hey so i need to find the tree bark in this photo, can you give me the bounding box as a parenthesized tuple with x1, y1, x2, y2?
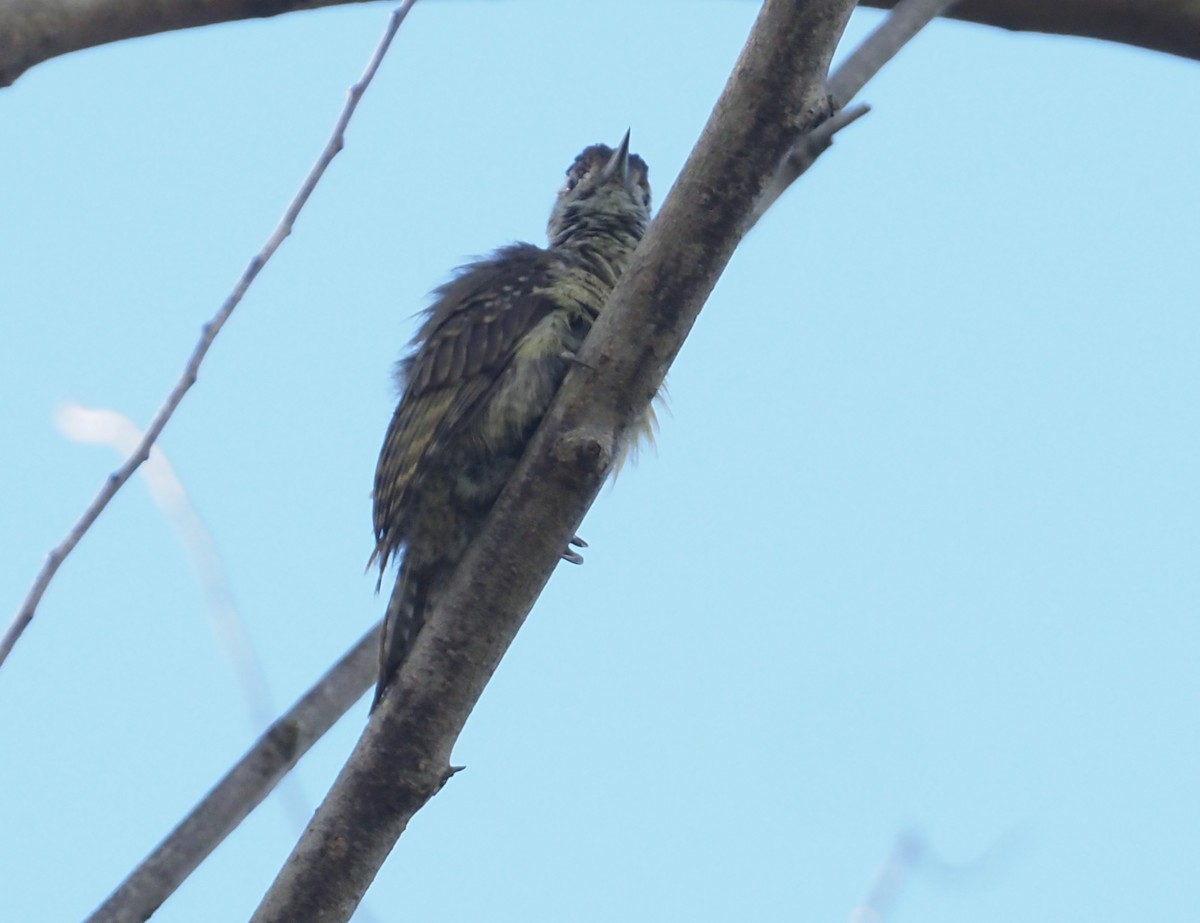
(2, 0, 1199, 87)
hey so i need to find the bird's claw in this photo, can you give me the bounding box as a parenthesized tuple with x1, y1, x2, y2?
(561, 533, 588, 565)
(562, 351, 597, 372)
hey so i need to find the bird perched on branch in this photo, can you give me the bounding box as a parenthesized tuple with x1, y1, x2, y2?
(370, 132, 653, 709)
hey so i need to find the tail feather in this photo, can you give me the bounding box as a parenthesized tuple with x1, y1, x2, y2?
(372, 561, 427, 710)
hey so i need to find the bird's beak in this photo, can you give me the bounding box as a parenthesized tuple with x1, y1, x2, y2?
(601, 129, 631, 184)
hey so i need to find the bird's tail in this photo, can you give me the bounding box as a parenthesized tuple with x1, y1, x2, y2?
(372, 558, 430, 711)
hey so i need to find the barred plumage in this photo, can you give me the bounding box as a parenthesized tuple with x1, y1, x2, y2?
(371, 134, 653, 708)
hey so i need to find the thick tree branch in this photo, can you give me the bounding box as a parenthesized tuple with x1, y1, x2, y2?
(86, 625, 377, 923)
(2, 0, 1199, 86)
(859, 0, 1200, 62)
(249, 1, 858, 919)
(0, 0, 364, 87)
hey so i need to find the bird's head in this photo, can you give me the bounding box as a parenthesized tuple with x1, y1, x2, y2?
(547, 131, 651, 248)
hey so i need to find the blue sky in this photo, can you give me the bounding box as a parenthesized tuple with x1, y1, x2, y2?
(2, 2, 1197, 920)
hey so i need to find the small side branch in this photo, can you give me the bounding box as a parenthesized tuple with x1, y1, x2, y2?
(750, 103, 869, 228)
(0, 0, 419, 674)
(831, 0, 962, 104)
(86, 624, 377, 923)
(753, 0, 959, 224)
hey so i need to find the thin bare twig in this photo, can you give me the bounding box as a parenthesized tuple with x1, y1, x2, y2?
(0, 0, 420, 674)
(753, 0, 959, 223)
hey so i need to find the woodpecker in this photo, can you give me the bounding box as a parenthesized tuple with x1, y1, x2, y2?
(371, 133, 652, 708)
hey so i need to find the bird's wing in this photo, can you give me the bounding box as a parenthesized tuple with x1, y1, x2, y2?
(371, 248, 561, 571)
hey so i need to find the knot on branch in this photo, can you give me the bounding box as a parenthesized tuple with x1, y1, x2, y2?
(264, 718, 302, 762)
(554, 427, 614, 475)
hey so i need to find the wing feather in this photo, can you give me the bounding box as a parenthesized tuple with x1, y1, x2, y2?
(371, 245, 561, 571)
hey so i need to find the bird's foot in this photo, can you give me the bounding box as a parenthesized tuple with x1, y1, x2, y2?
(561, 351, 597, 372)
(561, 534, 588, 565)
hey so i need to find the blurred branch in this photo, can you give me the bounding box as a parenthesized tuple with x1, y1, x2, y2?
(56, 404, 278, 730)
(2, 0, 1200, 86)
(58, 403, 318, 841)
(848, 827, 1026, 921)
(86, 625, 377, 923)
(849, 833, 924, 923)
(0, 0, 417, 676)
(248, 1, 858, 919)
